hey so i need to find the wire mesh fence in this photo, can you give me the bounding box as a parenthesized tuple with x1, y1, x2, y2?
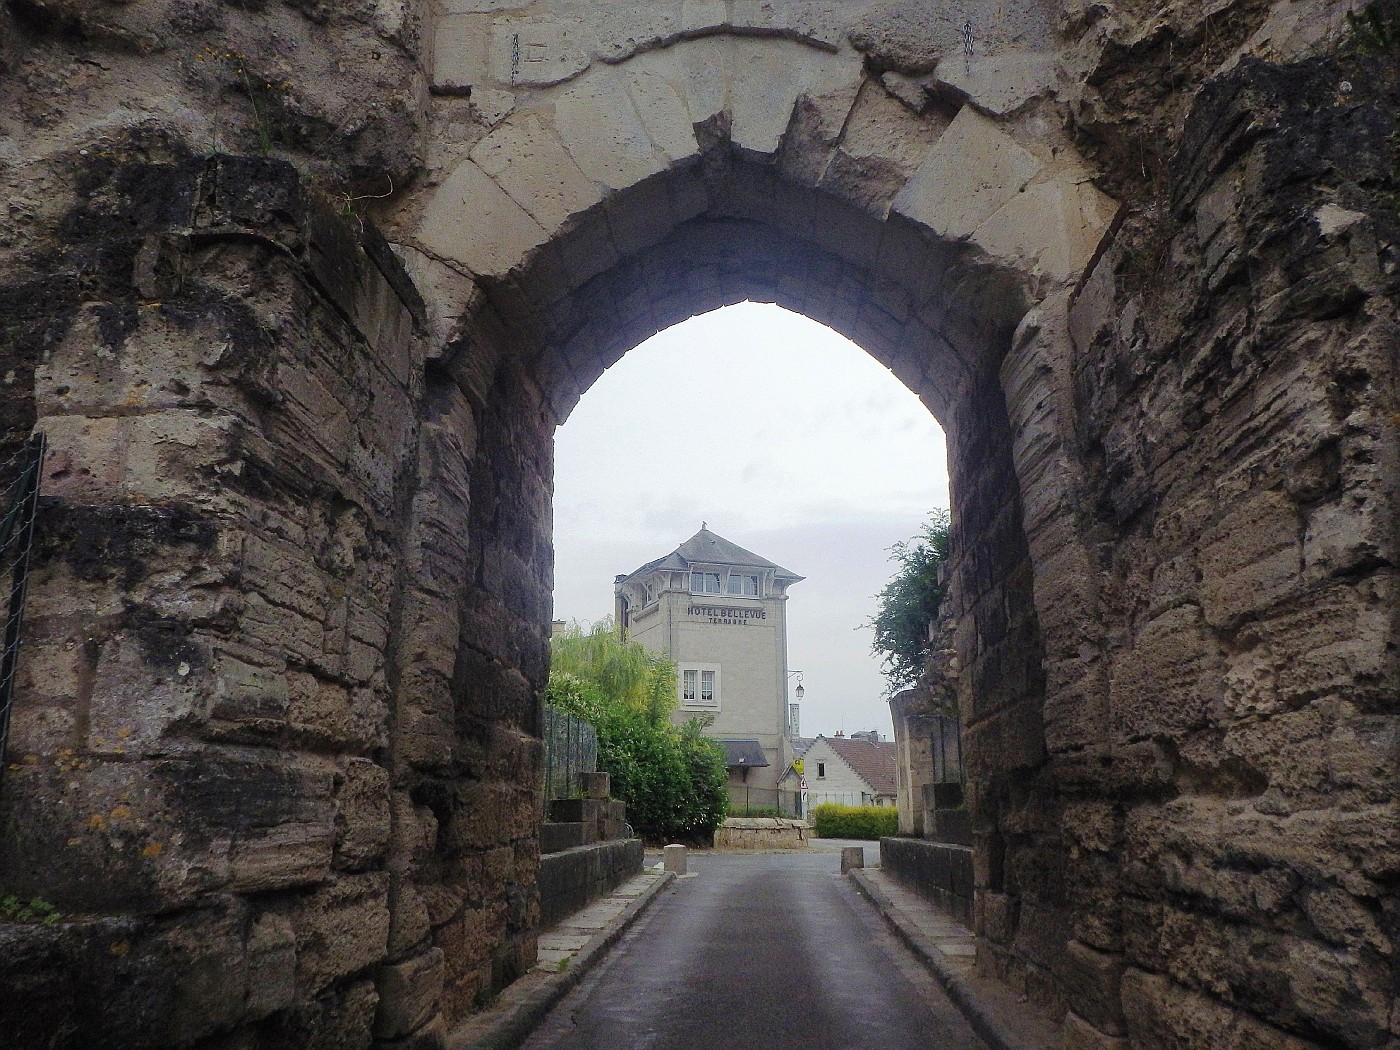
(0, 433, 46, 796)
(541, 704, 598, 813)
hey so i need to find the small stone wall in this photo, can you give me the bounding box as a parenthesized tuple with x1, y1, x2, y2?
(536, 840, 644, 929)
(713, 818, 809, 849)
(879, 837, 973, 925)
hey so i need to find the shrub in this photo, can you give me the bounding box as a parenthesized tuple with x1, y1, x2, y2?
(866, 510, 951, 694)
(546, 625, 729, 844)
(810, 803, 899, 840)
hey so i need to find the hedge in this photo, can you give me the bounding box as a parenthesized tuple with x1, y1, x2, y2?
(810, 803, 899, 840)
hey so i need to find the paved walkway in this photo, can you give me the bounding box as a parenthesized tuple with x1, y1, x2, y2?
(533, 870, 669, 974)
(518, 850, 986, 1050)
(850, 868, 1060, 1050)
(450, 844, 1060, 1050)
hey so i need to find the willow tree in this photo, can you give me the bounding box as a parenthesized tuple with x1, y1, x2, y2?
(547, 619, 727, 842)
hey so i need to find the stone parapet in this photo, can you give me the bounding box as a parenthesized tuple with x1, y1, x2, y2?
(536, 840, 645, 929)
(713, 817, 810, 849)
(880, 837, 974, 925)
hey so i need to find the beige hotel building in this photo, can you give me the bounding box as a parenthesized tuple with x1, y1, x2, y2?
(614, 526, 803, 793)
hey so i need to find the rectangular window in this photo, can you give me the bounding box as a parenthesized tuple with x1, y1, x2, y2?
(679, 665, 720, 709)
(726, 573, 759, 596)
(817, 762, 826, 779)
(690, 572, 721, 594)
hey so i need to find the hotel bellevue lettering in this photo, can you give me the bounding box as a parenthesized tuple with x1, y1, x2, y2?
(687, 604, 767, 625)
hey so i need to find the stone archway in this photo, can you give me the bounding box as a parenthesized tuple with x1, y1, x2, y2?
(377, 19, 1118, 1037)
(0, 2, 1395, 1048)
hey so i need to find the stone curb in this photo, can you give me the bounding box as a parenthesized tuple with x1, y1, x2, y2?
(447, 871, 676, 1050)
(848, 869, 1051, 1050)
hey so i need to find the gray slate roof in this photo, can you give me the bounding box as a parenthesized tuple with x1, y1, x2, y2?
(625, 527, 803, 581)
(719, 739, 770, 768)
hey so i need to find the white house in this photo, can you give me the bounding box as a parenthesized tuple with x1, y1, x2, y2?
(784, 732, 898, 808)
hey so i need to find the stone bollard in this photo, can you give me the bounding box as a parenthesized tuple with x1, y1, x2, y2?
(840, 846, 864, 873)
(663, 843, 687, 875)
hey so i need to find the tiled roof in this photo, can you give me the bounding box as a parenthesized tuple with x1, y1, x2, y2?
(625, 527, 802, 581)
(824, 736, 898, 797)
(719, 739, 770, 768)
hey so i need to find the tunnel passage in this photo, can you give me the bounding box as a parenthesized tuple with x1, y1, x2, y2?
(2, 3, 1396, 1048)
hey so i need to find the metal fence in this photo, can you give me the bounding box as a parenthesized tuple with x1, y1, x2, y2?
(805, 790, 892, 810)
(0, 433, 45, 795)
(931, 714, 965, 784)
(541, 704, 598, 813)
(725, 784, 804, 818)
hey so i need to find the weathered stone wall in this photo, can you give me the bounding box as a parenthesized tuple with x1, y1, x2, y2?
(0, 2, 1396, 1049)
(0, 146, 434, 1045)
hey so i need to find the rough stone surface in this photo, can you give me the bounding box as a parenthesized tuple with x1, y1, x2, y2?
(1, 3, 1395, 1049)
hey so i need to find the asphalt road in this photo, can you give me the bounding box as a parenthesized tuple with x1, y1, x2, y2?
(521, 849, 986, 1050)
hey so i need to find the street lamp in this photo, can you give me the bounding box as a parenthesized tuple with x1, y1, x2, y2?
(787, 669, 804, 699)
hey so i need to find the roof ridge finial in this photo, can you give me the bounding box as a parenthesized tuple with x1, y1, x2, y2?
(701, 521, 707, 530)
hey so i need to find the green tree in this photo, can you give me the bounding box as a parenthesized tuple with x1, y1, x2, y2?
(547, 621, 728, 843)
(866, 510, 952, 693)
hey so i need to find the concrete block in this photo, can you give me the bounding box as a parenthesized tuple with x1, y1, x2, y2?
(663, 844, 687, 875)
(840, 846, 864, 873)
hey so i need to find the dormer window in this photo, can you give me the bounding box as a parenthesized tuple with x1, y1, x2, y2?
(726, 573, 759, 597)
(690, 571, 722, 594)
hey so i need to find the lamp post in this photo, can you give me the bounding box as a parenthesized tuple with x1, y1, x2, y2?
(783, 670, 806, 818)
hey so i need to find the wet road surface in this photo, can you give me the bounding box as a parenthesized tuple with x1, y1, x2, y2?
(521, 850, 986, 1050)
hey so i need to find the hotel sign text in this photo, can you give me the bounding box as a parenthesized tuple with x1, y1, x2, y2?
(687, 604, 767, 626)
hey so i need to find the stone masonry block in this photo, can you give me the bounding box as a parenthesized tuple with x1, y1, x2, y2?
(417, 159, 549, 280)
(1062, 1010, 1128, 1050)
(547, 798, 603, 824)
(1058, 940, 1127, 1036)
(582, 771, 611, 799)
(335, 758, 392, 871)
(552, 72, 666, 191)
(470, 113, 604, 234)
(375, 947, 445, 1040)
(893, 106, 1044, 240)
(287, 872, 391, 995)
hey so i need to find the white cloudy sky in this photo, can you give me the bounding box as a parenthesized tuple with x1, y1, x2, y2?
(551, 301, 950, 739)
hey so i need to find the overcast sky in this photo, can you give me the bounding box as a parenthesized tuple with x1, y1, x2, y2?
(551, 302, 949, 739)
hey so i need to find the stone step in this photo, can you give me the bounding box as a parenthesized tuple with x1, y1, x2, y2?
(549, 798, 604, 824)
(540, 821, 595, 854)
